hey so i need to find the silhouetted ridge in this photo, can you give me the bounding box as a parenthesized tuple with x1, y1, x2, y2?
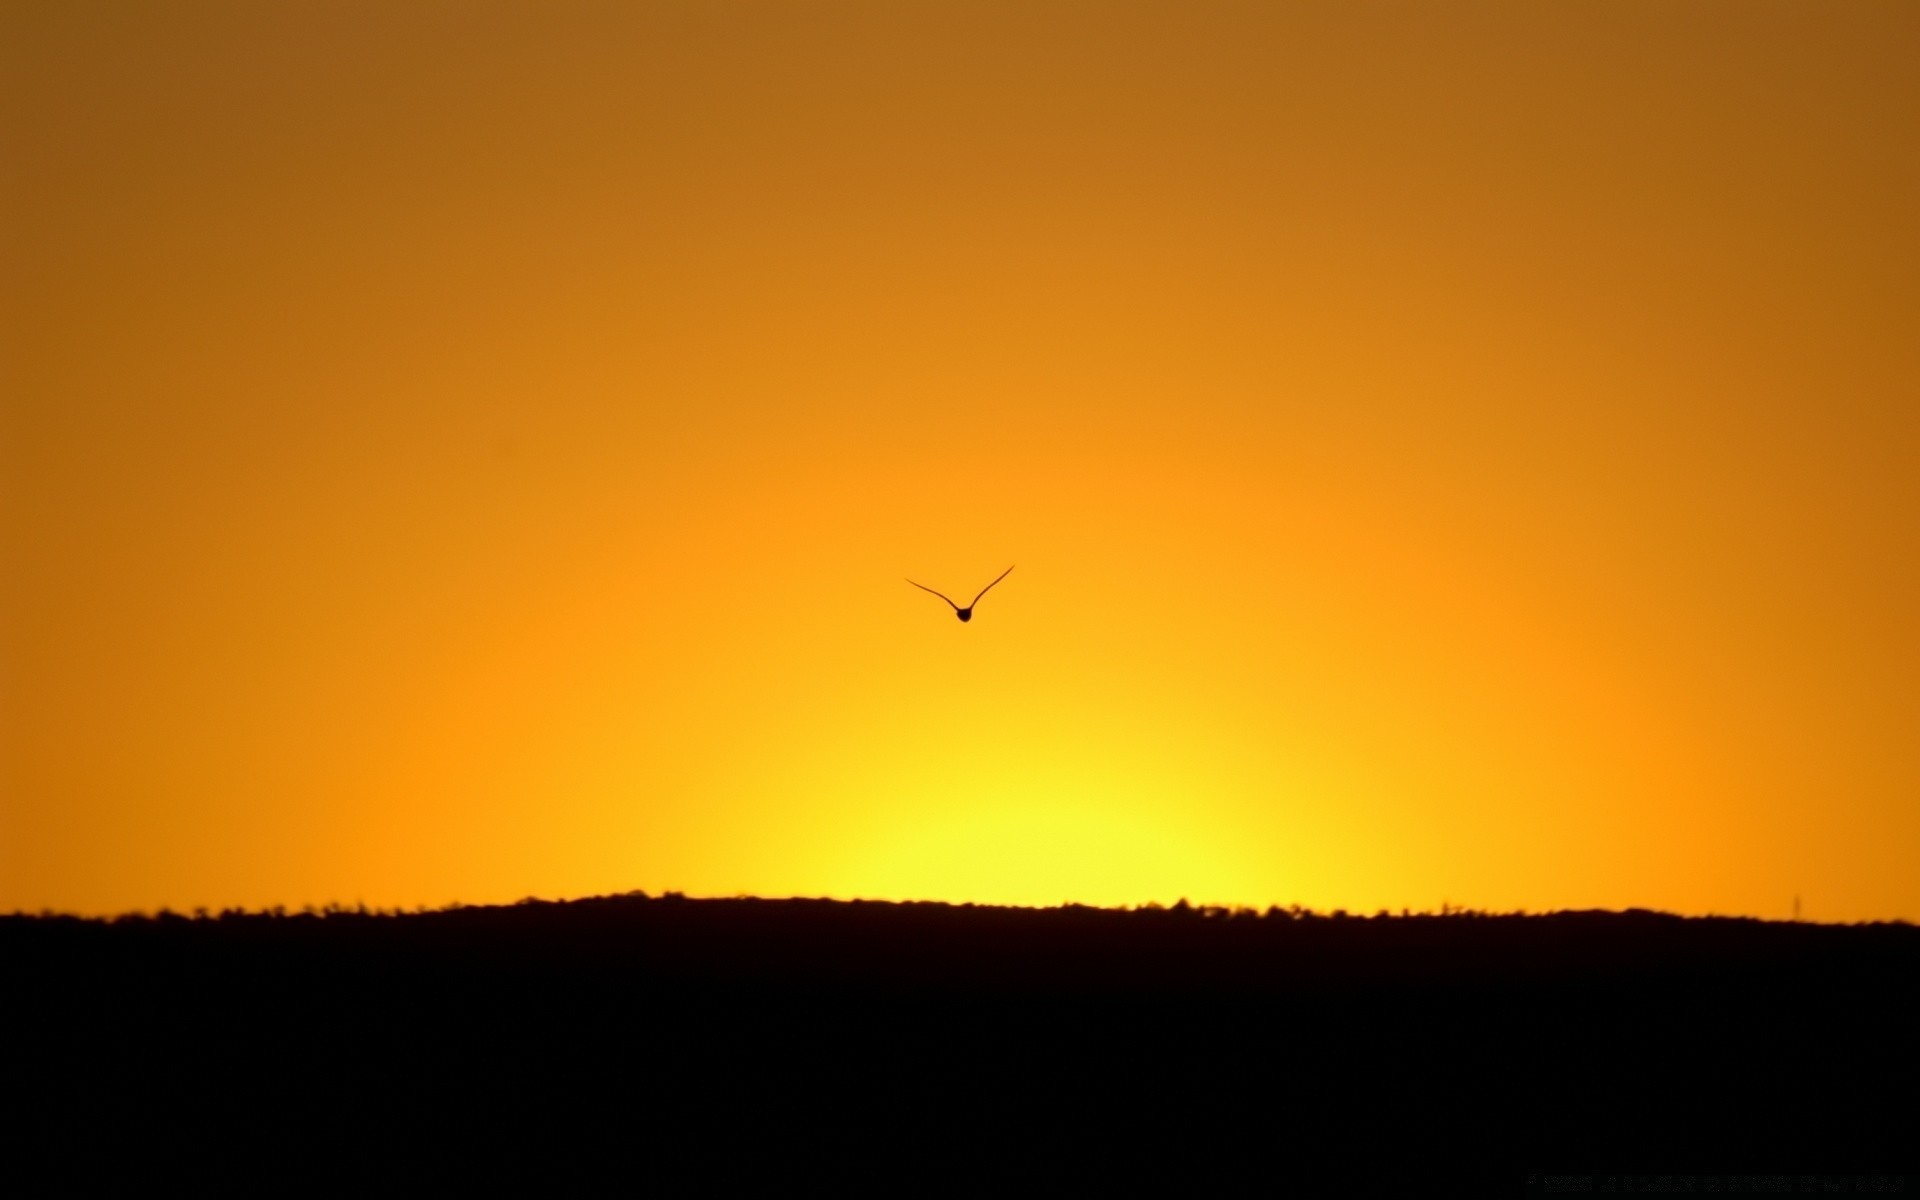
(10, 895, 1914, 1184)
(10, 894, 1913, 1010)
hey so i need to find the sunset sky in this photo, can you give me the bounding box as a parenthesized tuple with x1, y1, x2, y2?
(5, 2, 1916, 920)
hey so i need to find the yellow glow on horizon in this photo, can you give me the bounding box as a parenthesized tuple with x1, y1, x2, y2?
(829, 795, 1259, 912)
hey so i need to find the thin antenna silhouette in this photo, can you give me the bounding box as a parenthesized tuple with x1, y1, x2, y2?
(906, 565, 1014, 623)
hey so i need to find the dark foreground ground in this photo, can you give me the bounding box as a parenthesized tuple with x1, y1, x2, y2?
(10, 895, 1917, 1191)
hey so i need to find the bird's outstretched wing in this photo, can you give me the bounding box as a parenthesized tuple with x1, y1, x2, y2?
(969, 565, 1015, 608)
(906, 578, 962, 610)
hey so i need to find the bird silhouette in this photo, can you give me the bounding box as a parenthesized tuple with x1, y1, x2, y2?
(907, 565, 1014, 623)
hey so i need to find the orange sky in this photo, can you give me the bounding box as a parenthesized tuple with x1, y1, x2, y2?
(4, 2, 1916, 920)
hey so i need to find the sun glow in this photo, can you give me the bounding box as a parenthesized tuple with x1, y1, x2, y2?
(832, 791, 1261, 911)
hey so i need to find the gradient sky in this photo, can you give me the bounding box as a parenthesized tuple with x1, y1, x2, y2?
(5, 2, 1916, 919)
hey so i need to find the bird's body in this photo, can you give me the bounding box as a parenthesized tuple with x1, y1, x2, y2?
(907, 566, 1014, 622)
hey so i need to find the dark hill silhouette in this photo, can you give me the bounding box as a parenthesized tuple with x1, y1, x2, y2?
(9, 895, 1915, 1190)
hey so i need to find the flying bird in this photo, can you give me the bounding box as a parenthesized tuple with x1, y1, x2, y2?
(907, 565, 1014, 623)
